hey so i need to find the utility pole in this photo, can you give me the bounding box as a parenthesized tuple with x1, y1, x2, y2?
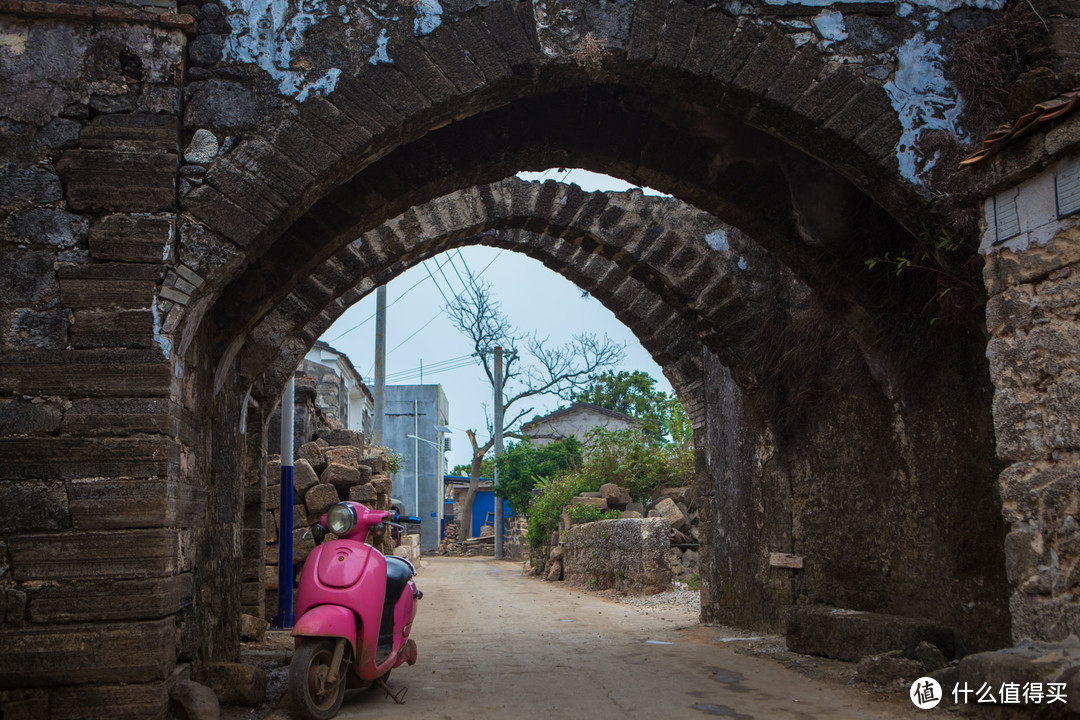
(373, 285, 386, 445)
(493, 346, 504, 559)
(273, 375, 295, 628)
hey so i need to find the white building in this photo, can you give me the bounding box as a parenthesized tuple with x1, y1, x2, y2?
(302, 341, 374, 437)
(520, 403, 636, 447)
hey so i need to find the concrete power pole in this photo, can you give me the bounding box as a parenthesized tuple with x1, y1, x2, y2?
(493, 346, 504, 559)
(274, 375, 295, 628)
(373, 285, 386, 445)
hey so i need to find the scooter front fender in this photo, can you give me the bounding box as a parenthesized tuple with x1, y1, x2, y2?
(292, 604, 357, 656)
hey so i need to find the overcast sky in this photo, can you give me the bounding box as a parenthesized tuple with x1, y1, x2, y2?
(318, 169, 671, 470)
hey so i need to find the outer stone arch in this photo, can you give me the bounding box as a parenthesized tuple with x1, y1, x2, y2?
(172, 0, 992, 362)
(204, 179, 1009, 671)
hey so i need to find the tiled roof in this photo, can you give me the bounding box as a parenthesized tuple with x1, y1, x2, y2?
(960, 88, 1080, 166)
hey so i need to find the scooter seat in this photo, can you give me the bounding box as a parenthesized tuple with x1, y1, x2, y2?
(379, 556, 413, 650)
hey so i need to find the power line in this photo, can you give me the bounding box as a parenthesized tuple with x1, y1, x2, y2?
(422, 260, 453, 307)
(385, 354, 476, 379)
(385, 355, 480, 383)
(327, 254, 456, 343)
(365, 249, 507, 377)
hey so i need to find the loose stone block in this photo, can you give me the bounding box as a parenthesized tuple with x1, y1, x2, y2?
(650, 497, 691, 533)
(358, 454, 386, 474)
(293, 528, 315, 564)
(324, 446, 360, 468)
(293, 458, 319, 493)
(348, 483, 377, 504)
(599, 483, 632, 509)
(170, 680, 219, 720)
(371, 474, 393, 495)
(297, 442, 325, 473)
(785, 606, 955, 662)
(194, 662, 267, 706)
(304, 483, 339, 516)
(320, 462, 360, 494)
(241, 614, 269, 642)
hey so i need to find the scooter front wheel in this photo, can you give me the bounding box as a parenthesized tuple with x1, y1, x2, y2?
(289, 638, 348, 720)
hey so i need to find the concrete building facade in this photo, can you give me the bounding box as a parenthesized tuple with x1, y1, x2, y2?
(383, 385, 449, 552)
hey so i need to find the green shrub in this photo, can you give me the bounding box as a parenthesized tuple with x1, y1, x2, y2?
(565, 503, 620, 524)
(525, 472, 592, 548)
(578, 427, 693, 502)
(495, 437, 582, 515)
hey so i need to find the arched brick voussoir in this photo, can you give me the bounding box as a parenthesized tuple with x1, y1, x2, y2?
(240, 180, 792, 410)
(248, 224, 707, 407)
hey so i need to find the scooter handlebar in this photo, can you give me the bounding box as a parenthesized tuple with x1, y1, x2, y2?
(400, 515, 422, 524)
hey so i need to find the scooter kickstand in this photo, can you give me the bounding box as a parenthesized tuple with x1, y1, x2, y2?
(375, 678, 408, 705)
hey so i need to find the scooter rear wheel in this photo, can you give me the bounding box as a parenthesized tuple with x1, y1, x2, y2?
(289, 638, 347, 720)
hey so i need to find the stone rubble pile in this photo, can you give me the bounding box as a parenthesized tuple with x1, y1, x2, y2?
(437, 522, 466, 556)
(539, 483, 700, 584)
(263, 431, 405, 617)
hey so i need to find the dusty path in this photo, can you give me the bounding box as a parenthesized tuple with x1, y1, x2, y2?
(329, 556, 923, 720)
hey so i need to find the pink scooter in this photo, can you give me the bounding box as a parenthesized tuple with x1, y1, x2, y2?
(289, 502, 423, 719)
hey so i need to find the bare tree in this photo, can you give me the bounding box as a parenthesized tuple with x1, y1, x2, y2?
(447, 279, 624, 538)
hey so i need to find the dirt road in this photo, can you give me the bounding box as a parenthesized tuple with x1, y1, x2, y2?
(329, 556, 923, 719)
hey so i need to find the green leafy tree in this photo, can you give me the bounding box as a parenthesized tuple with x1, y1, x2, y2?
(570, 370, 668, 438)
(494, 437, 582, 515)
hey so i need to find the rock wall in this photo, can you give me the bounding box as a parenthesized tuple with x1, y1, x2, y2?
(698, 329, 1012, 656)
(982, 155, 1080, 642)
(563, 518, 672, 595)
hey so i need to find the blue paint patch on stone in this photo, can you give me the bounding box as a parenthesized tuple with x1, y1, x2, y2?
(737, 257, 747, 270)
(884, 32, 965, 185)
(705, 229, 729, 252)
(412, 0, 443, 35)
(221, 0, 346, 101)
(813, 10, 847, 46)
(369, 28, 392, 65)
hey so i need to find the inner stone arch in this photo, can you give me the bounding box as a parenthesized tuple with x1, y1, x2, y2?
(196, 178, 1009, 668)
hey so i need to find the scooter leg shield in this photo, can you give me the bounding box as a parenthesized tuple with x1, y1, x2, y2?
(292, 605, 358, 655)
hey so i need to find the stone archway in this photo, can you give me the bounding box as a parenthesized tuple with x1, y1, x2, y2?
(5, 0, 1066, 713)
(201, 178, 1009, 668)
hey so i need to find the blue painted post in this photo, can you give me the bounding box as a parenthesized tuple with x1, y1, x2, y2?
(274, 375, 295, 628)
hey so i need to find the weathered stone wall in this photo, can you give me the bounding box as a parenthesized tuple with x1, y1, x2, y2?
(563, 517, 672, 595)
(0, 10, 201, 718)
(982, 153, 1080, 642)
(698, 315, 1012, 656)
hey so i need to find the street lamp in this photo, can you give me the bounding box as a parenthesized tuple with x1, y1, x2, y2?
(406, 428, 451, 518)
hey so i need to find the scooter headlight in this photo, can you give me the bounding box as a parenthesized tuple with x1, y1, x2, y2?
(326, 503, 357, 536)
